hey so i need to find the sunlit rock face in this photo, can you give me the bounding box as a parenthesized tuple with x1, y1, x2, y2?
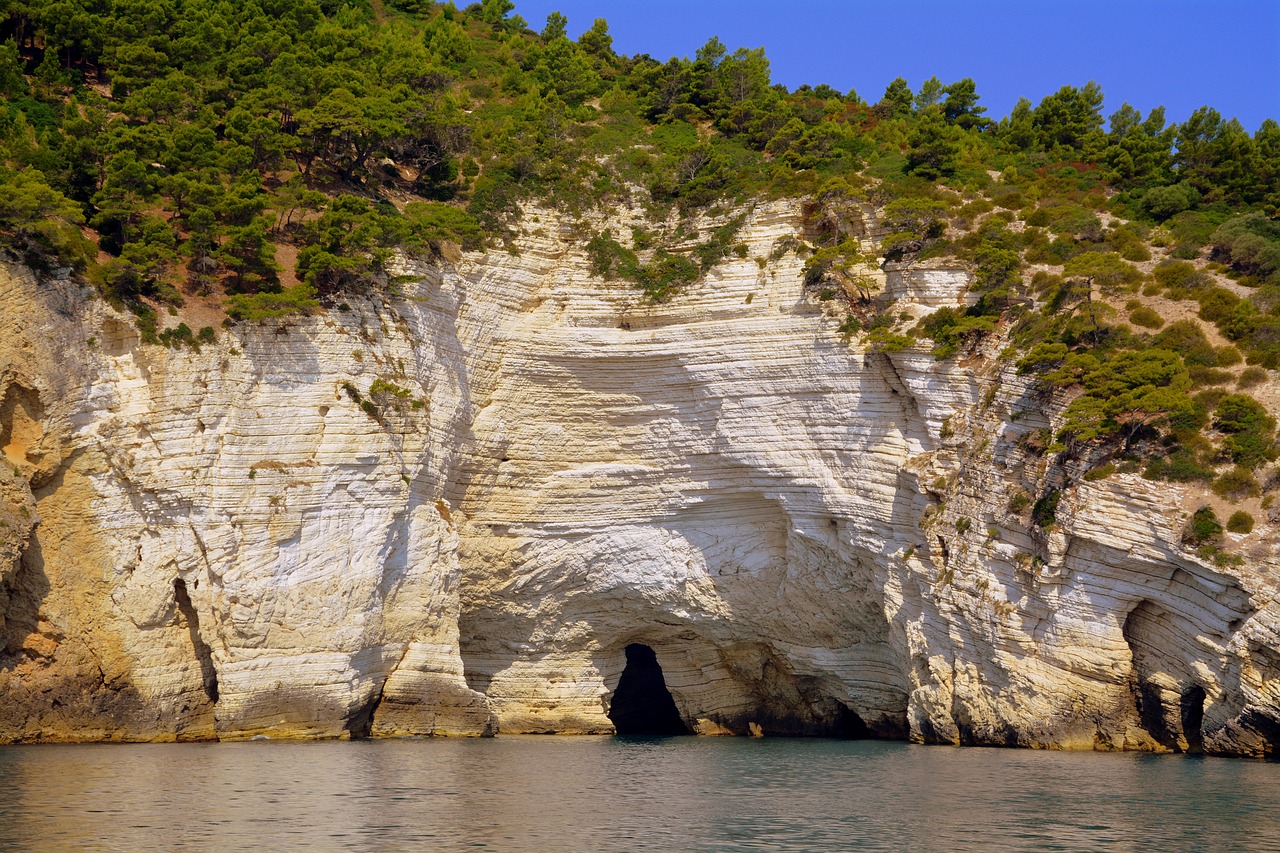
(1, 199, 1278, 755)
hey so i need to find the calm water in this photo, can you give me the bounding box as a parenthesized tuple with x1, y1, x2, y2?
(0, 737, 1277, 851)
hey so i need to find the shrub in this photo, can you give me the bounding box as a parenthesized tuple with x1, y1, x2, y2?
(1214, 393, 1277, 467)
(1182, 506, 1222, 545)
(1187, 365, 1233, 386)
(1032, 490, 1061, 528)
(401, 202, 485, 252)
(1238, 366, 1268, 388)
(1226, 510, 1255, 534)
(1152, 259, 1210, 298)
(1213, 466, 1261, 501)
(1128, 305, 1163, 329)
(1140, 183, 1200, 221)
(226, 284, 320, 322)
(1143, 453, 1214, 483)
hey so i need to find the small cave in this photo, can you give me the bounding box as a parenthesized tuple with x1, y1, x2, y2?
(608, 644, 691, 736)
(1124, 599, 1203, 753)
(1180, 685, 1206, 754)
(832, 703, 872, 739)
(173, 578, 219, 704)
(1, 383, 44, 468)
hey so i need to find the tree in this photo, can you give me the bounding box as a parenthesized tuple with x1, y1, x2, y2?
(880, 77, 913, 117)
(1103, 104, 1174, 187)
(803, 238, 880, 301)
(528, 37, 601, 105)
(218, 216, 279, 292)
(942, 78, 988, 130)
(998, 97, 1037, 150)
(905, 106, 960, 178)
(1062, 251, 1137, 341)
(541, 11, 567, 41)
(1056, 349, 1193, 449)
(0, 168, 94, 268)
(296, 88, 410, 181)
(914, 76, 943, 110)
(578, 18, 614, 59)
(1032, 82, 1105, 155)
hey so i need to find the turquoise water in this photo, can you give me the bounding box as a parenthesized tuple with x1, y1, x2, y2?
(0, 737, 1277, 851)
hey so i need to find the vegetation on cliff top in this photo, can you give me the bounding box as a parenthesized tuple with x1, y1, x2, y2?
(0, 0, 1277, 512)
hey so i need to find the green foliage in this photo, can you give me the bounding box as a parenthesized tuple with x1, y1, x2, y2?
(1213, 393, 1277, 467)
(1083, 462, 1116, 481)
(1183, 506, 1223, 545)
(804, 238, 879, 300)
(1032, 490, 1062, 528)
(0, 0, 1272, 485)
(1213, 465, 1261, 501)
(1007, 490, 1031, 514)
(1239, 366, 1269, 388)
(0, 168, 93, 268)
(226, 284, 321, 322)
(584, 230, 699, 302)
(1210, 214, 1280, 283)
(1140, 183, 1200, 221)
(1226, 510, 1255, 534)
(1128, 304, 1163, 329)
(401, 201, 484, 251)
(916, 307, 996, 358)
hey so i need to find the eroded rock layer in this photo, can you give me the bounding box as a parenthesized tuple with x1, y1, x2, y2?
(2, 200, 1278, 755)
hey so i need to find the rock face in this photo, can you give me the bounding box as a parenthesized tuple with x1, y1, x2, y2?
(2, 200, 1278, 755)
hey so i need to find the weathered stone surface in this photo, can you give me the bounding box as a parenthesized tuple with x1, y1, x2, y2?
(1, 199, 1277, 754)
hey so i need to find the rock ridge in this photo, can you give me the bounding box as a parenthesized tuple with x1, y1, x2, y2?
(1, 199, 1277, 756)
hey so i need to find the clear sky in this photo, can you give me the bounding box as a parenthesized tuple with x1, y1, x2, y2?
(511, 0, 1280, 132)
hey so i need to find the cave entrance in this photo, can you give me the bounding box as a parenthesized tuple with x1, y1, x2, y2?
(609, 644, 691, 736)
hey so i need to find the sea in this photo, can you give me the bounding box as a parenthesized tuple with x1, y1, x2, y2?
(0, 736, 1277, 851)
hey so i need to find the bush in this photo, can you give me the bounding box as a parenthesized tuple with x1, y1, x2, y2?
(1238, 366, 1268, 388)
(1214, 393, 1277, 467)
(1128, 305, 1163, 329)
(1182, 506, 1222, 545)
(1140, 183, 1200, 221)
(1083, 463, 1116, 481)
(1032, 490, 1061, 528)
(1213, 466, 1261, 501)
(1226, 510, 1255, 534)
(1143, 449, 1215, 483)
(401, 202, 485, 252)
(1152, 259, 1209, 297)
(226, 284, 320, 322)
(1007, 490, 1031, 514)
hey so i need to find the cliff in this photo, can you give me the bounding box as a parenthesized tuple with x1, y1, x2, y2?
(2, 199, 1278, 756)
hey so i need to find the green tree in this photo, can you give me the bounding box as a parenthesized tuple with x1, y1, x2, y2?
(0, 168, 94, 268)
(577, 18, 614, 59)
(803, 238, 879, 301)
(942, 78, 988, 130)
(541, 11, 568, 41)
(1032, 82, 1105, 156)
(1061, 251, 1138, 341)
(880, 77, 913, 117)
(905, 105, 960, 178)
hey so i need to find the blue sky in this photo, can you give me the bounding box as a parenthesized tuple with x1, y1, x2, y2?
(512, 0, 1280, 132)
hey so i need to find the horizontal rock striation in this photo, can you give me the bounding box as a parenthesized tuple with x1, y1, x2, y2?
(1, 199, 1278, 755)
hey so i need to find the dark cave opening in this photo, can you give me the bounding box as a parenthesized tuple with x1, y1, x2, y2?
(174, 578, 219, 703)
(1181, 685, 1206, 754)
(608, 644, 691, 736)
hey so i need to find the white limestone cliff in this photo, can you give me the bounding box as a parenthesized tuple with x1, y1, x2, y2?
(2, 199, 1278, 755)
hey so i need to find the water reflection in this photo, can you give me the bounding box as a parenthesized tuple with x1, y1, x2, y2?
(0, 738, 1277, 851)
